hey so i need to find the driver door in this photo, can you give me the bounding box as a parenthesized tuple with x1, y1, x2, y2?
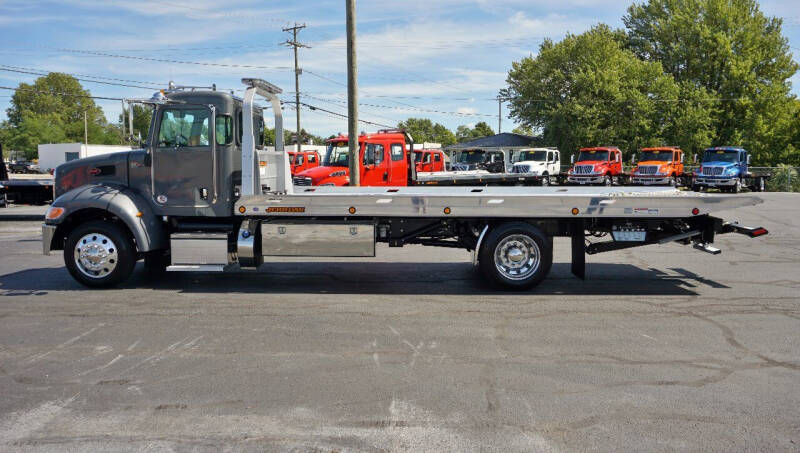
(153, 108, 215, 209)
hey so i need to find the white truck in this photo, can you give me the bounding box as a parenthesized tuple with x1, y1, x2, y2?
(510, 148, 561, 186)
(42, 79, 769, 290)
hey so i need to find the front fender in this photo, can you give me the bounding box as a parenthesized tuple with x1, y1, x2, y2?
(48, 184, 168, 252)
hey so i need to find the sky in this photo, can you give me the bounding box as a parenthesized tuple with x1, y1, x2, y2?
(1, 0, 799, 138)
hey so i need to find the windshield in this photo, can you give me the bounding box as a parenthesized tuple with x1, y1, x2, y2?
(457, 151, 486, 163)
(324, 142, 350, 167)
(517, 151, 547, 162)
(640, 151, 673, 162)
(703, 150, 739, 164)
(577, 150, 609, 161)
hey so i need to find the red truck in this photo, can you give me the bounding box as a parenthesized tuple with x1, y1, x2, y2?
(414, 149, 446, 173)
(293, 130, 549, 187)
(287, 150, 321, 175)
(567, 146, 624, 186)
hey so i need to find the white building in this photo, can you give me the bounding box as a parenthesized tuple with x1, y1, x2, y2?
(37, 143, 134, 173)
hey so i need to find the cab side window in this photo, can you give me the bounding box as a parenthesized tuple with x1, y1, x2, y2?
(363, 144, 385, 165)
(216, 115, 233, 145)
(434, 153, 441, 162)
(308, 154, 317, 163)
(390, 144, 404, 161)
(158, 109, 209, 147)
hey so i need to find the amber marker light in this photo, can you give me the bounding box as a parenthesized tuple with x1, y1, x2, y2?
(238, 206, 246, 214)
(348, 207, 357, 214)
(45, 207, 65, 220)
(443, 207, 451, 215)
(135, 212, 143, 218)
(571, 208, 580, 215)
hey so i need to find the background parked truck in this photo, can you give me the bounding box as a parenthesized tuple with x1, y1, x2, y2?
(693, 147, 769, 193)
(630, 146, 686, 187)
(567, 147, 624, 186)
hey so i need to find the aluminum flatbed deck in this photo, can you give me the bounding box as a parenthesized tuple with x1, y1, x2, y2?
(235, 186, 763, 219)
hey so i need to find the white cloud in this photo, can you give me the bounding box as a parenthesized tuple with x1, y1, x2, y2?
(457, 107, 477, 114)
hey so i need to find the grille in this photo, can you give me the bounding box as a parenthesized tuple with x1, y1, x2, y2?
(703, 166, 724, 176)
(512, 165, 531, 174)
(573, 165, 595, 175)
(638, 165, 659, 175)
(452, 164, 472, 172)
(293, 176, 312, 186)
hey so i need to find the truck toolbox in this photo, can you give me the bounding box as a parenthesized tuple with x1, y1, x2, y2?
(261, 221, 375, 257)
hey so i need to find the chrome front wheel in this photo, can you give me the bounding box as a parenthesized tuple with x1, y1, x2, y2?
(74, 233, 118, 279)
(64, 220, 136, 288)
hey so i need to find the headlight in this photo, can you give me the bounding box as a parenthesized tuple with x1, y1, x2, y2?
(725, 167, 738, 175)
(330, 170, 347, 177)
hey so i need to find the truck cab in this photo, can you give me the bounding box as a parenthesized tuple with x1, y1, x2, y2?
(511, 148, 560, 183)
(288, 150, 320, 175)
(293, 130, 412, 187)
(414, 149, 446, 173)
(631, 146, 684, 186)
(693, 147, 765, 193)
(567, 147, 623, 186)
(451, 150, 508, 173)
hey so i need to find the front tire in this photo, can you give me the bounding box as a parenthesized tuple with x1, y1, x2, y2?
(478, 222, 553, 290)
(64, 220, 136, 288)
(541, 174, 550, 187)
(603, 175, 612, 186)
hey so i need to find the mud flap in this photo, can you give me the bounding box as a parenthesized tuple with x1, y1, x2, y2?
(571, 219, 585, 280)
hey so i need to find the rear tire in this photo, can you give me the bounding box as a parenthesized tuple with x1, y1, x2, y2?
(64, 220, 136, 288)
(478, 222, 553, 290)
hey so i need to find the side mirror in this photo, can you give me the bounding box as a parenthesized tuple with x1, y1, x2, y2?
(747, 154, 751, 164)
(693, 154, 698, 164)
(136, 131, 143, 147)
(570, 154, 575, 164)
(631, 155, 636, 164)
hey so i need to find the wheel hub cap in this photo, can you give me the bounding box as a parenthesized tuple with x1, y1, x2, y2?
(494, 235, 541, 280)
(74, 233, 118, 279)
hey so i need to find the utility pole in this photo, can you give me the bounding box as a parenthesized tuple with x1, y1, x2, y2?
(497, 96, 502, 134)
(84, 111, 88, 149)
(283, 23, 308, 152)
(346, 0, 359, 186)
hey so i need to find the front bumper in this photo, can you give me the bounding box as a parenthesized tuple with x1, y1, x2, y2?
(694, 177, 738, 187)
(568, 175, 604, 184)
(632, 176, 671, 185)
(42, 224, 56, 255)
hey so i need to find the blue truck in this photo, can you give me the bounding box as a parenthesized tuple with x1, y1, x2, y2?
(692, 147, 769, 193)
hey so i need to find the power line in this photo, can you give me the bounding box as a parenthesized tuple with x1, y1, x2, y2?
(0, 85, 124, 101)
(302, 93, 498, 118)
(288, 101, 393, 128)
(52, 47, 294, 71)
(0, 64, 164, 86)
(0, 66, 160, 91)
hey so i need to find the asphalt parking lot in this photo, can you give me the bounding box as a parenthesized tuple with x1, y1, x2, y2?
(0, 193, 798, 452)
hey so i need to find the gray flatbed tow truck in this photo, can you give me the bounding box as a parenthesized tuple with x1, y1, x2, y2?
(42, 79, 768, 289)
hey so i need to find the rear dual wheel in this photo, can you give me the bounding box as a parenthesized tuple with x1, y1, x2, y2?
(478, 222, 553, 290)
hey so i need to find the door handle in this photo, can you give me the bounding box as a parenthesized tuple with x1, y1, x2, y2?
(199, 188, 208, 200)
(383, 171, 388, 181)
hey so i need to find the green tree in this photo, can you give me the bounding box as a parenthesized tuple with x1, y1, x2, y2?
(502, 24, 710, 159)
(511, 124, 534, 136)
(1, 73, 121, 153)
(119, 104, 153, 142)
(455, 121, 495, 142)
(624, 0, 799, 164)
(397, 118, 457, 146)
